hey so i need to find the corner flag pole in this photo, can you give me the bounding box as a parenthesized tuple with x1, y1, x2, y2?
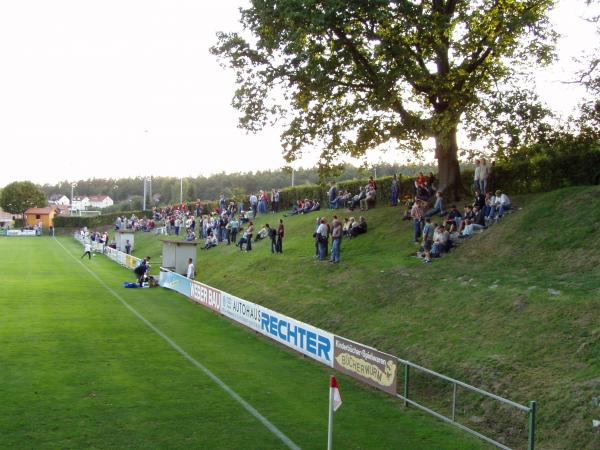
(328, 375, 334, 450)
(328, 374, 342, 450)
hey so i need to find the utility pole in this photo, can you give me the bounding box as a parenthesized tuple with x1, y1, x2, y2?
(143, 178, 147, 211)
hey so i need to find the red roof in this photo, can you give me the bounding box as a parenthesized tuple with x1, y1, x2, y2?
(25, 207, 55, 215)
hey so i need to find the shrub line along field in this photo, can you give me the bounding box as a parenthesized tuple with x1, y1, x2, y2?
(0, 235, 486, 449)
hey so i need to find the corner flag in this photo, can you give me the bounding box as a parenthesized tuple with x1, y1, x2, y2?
(331, 375, 342, 411)
(327, 375, 342, 450)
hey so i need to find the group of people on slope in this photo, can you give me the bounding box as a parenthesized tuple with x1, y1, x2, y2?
(313, 215, 368, 263)
(327, 176, 378, 211)
(410, 187, 512, 263)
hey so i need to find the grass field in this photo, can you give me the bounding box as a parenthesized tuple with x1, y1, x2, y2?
(0, 236, 486, 449)
(124, 186, 600, 449)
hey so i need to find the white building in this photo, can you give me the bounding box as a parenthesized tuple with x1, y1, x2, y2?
(48, 194, 70, 206)
(71, 196, 90, 211)
(89, 195, 114, 209)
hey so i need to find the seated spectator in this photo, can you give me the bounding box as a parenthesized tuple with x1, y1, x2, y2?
(184, 230, 196, 241)
(254, 224, 270, 242)
(444, 205, 462, 232)
(488, 190, 511, 221)
(239, 210, 250, 224)
(349, 216, 367, 237)
(360, 186, 377, 211)
(458, 205, 475, 233)
(401, 195, 415, 221)
(349, 187, 366, 210)
(342, 217, 351, 237)
(204, 232, 217, 249)
(310, 200, 321, 212)
(425, 191, 444, 218)
(472, 205, 486, 227)
(460, 219, 486, 238)
(473, 189, 485, 210)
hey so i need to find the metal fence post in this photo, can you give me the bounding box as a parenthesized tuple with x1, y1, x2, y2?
(528, 400, 536, 450)
(404, 364, 410, 407)
(452, 383, 457, 422)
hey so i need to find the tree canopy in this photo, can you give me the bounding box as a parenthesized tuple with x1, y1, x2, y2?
(212, 0, 557, 197)
(0, 181, 47, 215)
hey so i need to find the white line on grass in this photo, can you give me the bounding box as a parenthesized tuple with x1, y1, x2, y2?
(54, 237, 301, 450)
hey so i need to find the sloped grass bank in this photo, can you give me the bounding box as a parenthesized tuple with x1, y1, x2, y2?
(130, 186, 599, 449)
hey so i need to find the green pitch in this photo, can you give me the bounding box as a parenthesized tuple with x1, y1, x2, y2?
(0, 236, 484, 449)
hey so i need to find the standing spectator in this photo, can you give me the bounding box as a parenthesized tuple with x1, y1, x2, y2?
(174, 217, 181, 236)
(249, 193, 258, 219)
(229, 217, 239, 245)
(368, 176, 377, 192)
(276, 219, 284, 253)
(219, 194, 226, 212)
(316, 218, 329, 260)
(422, 218, 435, 263)
(390, 174, 399, 206)
(271, 189, 280, 214)
(125, 239, 132, 255)
(245, 221, 254, 251)
(330, 218, 342, 263)
(186, 257, 195, 279)
(480, 158, 490, 194)
(328, 181, 338, 209)
(268, 224, 277, 253)
(473, 159, 481, 193)
(410, 198, 424, 243)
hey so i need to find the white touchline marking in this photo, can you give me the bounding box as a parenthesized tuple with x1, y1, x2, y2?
(54, 237, 301, 450)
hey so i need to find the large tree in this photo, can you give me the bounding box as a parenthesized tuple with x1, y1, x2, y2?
(212, 0, 556, 197)
(0, 181, 47, 216)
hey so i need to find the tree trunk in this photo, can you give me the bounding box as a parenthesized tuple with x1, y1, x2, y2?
(434, 126, 465, 201)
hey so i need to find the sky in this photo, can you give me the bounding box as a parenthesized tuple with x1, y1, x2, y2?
(0, 0, 598, 187)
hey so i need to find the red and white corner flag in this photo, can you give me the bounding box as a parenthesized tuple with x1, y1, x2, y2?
(331, 375, 342, 411)
(328, 375, 342, 450)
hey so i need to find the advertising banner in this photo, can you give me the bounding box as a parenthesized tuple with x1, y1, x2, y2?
(333, 336, 398, 395)
(190, 280, 222, 312)
(7, 229, 36, 236)
(259, 306, 335, 368)
(159, 270, 191, 298)
(124, 254, 138, 270)
(0, 229, 6, 236)
(220, 293, 263, 332)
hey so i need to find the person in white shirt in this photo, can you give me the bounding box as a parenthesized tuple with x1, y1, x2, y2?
(489, 190, 511, 220)
(480, 158, 490, 193)
(81, 242, 92, 260)
(473, 159, 481, 193)
(186, 258, 195, 279)
(204, 232, 218, 249)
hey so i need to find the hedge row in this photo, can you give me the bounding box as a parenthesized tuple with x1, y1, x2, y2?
(277, 171, 475, 210)
(53, 210, 148, 229)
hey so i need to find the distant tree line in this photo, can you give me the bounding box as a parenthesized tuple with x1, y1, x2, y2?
(38, 163, 437, 210)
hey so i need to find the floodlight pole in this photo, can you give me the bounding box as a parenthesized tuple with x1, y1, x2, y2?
(143, 178, 147, 211)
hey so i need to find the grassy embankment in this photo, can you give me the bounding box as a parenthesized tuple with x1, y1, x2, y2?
(130, 186, 600, 450)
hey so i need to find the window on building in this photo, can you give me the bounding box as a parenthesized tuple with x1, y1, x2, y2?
(36, 215, 41, 219)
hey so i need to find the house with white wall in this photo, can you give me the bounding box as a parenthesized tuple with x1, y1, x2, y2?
(89, 195, 114, 209)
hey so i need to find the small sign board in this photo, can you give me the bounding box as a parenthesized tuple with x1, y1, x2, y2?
(333, 336, 398, 395)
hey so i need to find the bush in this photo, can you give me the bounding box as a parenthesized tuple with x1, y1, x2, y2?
(54, 210, 148, 229)
(277, 175, 419, 210)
